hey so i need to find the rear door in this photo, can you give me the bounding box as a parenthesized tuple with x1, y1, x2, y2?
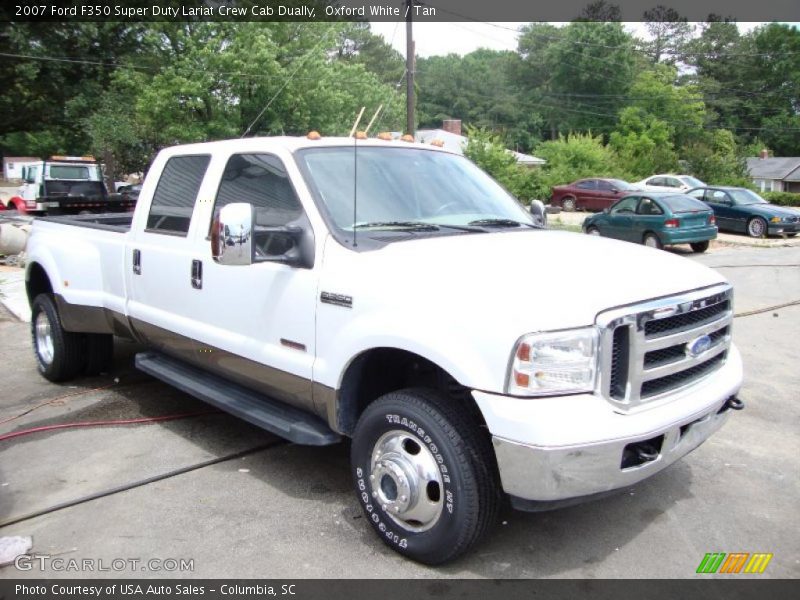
(573, 179, 596, 209)
(126, 153, 213, 363)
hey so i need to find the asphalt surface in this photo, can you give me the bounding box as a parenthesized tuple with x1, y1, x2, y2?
(0, 244, 799, 579)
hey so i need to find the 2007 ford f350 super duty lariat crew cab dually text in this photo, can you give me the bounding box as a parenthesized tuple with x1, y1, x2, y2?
(25, 135, 744, 564)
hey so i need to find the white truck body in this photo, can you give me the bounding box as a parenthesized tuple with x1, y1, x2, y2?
(24, 136, 743, 562)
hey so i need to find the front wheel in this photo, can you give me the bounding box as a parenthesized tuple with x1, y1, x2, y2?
(643, 232, 663, 249)
(586, 226, 601, 236)
(31, 294, 85, 382)
(747, 217, 767, 238)
(561, 196, 577, 212)
(690, 241, 710, 253)
(351, 389, 499, 565)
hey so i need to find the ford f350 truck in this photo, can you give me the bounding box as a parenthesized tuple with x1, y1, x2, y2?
(24, 135, 744, 564)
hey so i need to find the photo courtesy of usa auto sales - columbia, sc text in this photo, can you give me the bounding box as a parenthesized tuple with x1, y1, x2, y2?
(13, 4, 426, 18)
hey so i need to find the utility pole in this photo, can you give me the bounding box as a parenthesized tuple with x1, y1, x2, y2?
(405, 0, 415, 136)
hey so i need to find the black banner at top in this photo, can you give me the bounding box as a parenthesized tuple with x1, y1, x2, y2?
(2, 0, 800, 23)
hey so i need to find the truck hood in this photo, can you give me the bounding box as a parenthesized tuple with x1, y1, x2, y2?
(344, 229, 726, 331)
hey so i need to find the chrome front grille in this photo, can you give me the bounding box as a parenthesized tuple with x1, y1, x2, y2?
(597, 284, 733, 410)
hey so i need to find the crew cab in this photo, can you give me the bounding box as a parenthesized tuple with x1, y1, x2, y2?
(6, 156, 136, 215)
(24, 136, 744, 564)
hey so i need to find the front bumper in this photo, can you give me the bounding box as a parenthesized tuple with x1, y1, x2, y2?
(767, 222, 800, 235)
(473, 344, 742, 505)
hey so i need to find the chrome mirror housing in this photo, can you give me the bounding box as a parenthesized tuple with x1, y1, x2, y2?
(529, 199, 547, 227)
(212, 203, 253, 265)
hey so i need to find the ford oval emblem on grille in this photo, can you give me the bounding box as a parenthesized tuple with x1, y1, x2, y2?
(687, 335, 712, 357)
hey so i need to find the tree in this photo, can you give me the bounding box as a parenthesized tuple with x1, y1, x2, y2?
(683, 129, 749, 186)
(463, 126, 539, 201)
(641, 6, 694, 65)
(609, 108, 677, 177)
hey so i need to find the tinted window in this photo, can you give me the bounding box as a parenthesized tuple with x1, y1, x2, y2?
(611, 196, 638, 214)
(666, 178, 683, 188)
(649, 177, 665, 186)
(147, 155, 210, 235)
(688, 188, 706, 200)
(50, 165, 89, 180)
(660, 195, 709, 213)
(637, 197, 664, 215)
(597, 180, 615, 191)
(214, 154, 303, 227)
(707, 190, 730, 204)
(575, 180, 595, 190)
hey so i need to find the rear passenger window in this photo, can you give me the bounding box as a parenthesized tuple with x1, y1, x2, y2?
(213, 154, 303, 227)
(146, 155, 210, 235)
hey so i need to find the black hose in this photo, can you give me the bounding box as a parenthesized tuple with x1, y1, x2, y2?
(0, 440, 286, 528)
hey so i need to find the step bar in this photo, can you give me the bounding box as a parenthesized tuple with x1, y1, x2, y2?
(135, 351, 341, 446)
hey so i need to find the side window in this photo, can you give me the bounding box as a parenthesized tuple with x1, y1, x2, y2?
(708, 190, 729, 204)
(597, 180, 614, 191)
(27, 166, 39, 181)
(611, 196, 638, 214)
(213, 154, 304, 257)
(575, 180, 595, 190)
(649, 177, 664, 186)
(147, 155, 210, 235)
(637, 197, 663, 215)
(688, 188, 706, 201)
(667, 178, 682, 188)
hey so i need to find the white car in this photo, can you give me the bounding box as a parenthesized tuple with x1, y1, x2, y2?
(636, 174, 706, 192)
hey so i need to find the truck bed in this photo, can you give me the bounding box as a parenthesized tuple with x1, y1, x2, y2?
(40, 212, 133, 233)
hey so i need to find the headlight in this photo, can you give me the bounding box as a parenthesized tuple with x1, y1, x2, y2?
(507, 327, 598, 396)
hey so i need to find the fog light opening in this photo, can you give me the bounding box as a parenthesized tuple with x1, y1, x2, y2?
(621, 435, 664, 469)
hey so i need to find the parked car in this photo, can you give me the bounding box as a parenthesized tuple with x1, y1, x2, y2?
(687, 186, 800, 238)
(583, 192, 717, 253)
(24, 135, 743, 564)
(550, 178, 638, 212)
(636, 174, 706, 192)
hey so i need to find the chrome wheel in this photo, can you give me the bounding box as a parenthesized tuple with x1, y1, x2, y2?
(34, 311, 55, 366)
(369, 430, 443, 533)
(747, 218, 766, 238)
(562, 197, 576, 212)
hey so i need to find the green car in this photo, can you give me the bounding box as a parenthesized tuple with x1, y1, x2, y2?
(582, 192, 718, 253)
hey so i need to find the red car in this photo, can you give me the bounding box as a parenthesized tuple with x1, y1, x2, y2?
(551, 178, 638, 212)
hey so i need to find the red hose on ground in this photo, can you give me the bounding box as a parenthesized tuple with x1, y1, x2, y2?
(0, 410, 220, 443)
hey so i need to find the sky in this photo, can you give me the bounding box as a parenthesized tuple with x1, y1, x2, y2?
(369, 22, 768, 58)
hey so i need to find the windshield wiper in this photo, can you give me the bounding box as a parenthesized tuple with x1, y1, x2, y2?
(467, 218, 536, 228)
(354, 221, 440, 231)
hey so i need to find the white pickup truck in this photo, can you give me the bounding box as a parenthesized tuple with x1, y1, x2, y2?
(25, 135, 744, 564)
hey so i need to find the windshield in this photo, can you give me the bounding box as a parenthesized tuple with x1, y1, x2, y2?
(296, 147, 534, 231)
(729, 189, 768, 205)
(679, 176, 705, 188)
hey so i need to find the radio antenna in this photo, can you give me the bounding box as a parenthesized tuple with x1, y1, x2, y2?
(350, 107, 365, 247)
(364, 104, 383, 134)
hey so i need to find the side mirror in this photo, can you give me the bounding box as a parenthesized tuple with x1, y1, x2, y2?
(212, 203, 254, 265)
(529, 199, 547, 227)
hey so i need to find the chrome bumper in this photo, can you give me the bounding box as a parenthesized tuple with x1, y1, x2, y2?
(492, 399, 731, 504)
(473, 344, 743, 504)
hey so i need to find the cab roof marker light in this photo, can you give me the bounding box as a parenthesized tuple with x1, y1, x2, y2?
(307, 131, 321, 140)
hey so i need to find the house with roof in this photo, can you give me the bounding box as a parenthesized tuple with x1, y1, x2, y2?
(396, 120, 545, 167)
(3, 156, 40, 181)
(746, 152, 800, 193)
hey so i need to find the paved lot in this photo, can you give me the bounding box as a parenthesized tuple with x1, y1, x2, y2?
(1, 244, 799, 579)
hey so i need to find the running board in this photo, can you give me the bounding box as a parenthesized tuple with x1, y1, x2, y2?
(135, 351, 341, 446)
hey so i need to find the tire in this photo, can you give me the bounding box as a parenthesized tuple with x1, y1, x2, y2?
(690, 241, 709, 253)
(561, 196, 577, 212)
(31, 294, 86, 382)
(84, 333, 114, 375)
(747, 217, 767, 238)
(643, 232, 663, 249)
(351, 388, 499, 565)
(586, 226, 601, 236)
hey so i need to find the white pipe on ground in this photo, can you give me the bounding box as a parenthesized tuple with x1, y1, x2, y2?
(0, 223, 31, 256)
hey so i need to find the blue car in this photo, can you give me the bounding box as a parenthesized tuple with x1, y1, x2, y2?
(687, 186, 800, 238)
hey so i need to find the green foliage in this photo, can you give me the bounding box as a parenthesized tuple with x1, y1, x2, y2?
(683, 130, 750, 186)
(609, 108, 677, 177)
(761, 192, 800, 207)
(463, 126, 539, 201)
